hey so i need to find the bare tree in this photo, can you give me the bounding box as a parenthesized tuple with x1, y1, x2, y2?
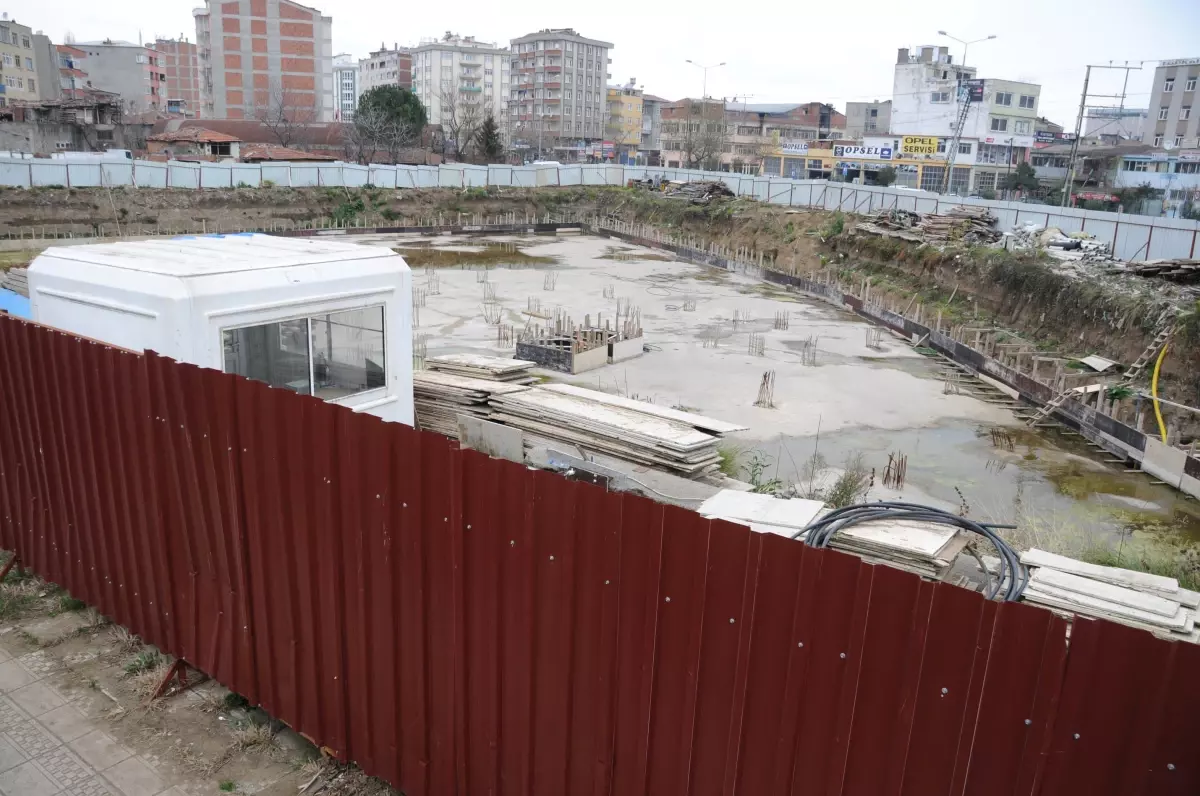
(256, 86, 317, 148)
(341, 104, 422, 164)
(682, 100, 730, 170)
(439, 87, 484, 161)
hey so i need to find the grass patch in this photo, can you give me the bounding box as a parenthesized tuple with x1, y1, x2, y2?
(0, 250, 39, 272)
(1083, 544, 1200, 592)
(124, 649, 164, 676)
(716, 446, 741, 478)
(0, 592, 36, 621)
(219, 780, 237, 792)
(392, 244, 557, 268)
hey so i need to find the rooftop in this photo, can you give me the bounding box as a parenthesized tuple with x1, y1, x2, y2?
(240, 143, 335, 162)
(147, 128, 241, 144)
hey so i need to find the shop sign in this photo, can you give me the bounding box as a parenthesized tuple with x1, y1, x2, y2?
(832, 144, 892, 160)
(901, 135, 939, 155)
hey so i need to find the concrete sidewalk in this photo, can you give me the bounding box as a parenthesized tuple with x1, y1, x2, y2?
(0, 642, 183, 796)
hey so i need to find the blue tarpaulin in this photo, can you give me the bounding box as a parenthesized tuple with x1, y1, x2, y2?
(0, 288, 31, 319)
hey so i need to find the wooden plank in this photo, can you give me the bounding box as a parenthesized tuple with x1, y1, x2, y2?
(1022, 549, 1179, 597)
(1031, 568, 1181, 618)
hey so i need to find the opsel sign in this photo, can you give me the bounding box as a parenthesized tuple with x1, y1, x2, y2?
(833, 145, 892, 160)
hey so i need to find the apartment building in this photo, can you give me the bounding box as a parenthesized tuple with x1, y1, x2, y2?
(156, 38, 203, 116)
(0, 15, 40, 105)
(358, 44, 412, 95)
(332, 53, 356, 120)
(1143, 58, 1199, 149)
(846, 100, 891, 138)
(194, 0, 335, 122)
(73, 40, 166, 113)
(509, 28, 612, 157)
(891, 45, 1040, 193)
(47, 44, 89, 99)
(606, 79, 642, 162)
(412, 34, 508, 137)
(640, 93, 667, 163)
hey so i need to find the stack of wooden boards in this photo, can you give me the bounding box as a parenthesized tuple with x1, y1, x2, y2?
(0, 268, 29, 298)
(1019, 548, 1199, 642)
(412, 358, 746, 477)
(918, 206, 1001, 245)
(490, 383, 744, 476)
(1116, 258, 1200, 288)
(697, 490, 968, 580)
(425, 353, 537, 384)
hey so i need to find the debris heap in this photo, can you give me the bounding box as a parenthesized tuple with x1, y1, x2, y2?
(917, 206, 1002, 244)
(663, 180, 736, 205)
(1115, 258, 1200, 286)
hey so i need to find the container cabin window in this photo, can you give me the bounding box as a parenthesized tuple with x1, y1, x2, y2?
(222, 305, 385, 400)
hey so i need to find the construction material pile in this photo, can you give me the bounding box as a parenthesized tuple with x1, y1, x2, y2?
(663, 180, 735, 205)
(856, 209, 925, 241)
(917, 206, 1002, 244)
(0, 268, 29, 298)
(489, 383, 743, 476)
(1019, 548, 1198, 642)
(425, 353, 537, 384)
(1008, 223, 1113, 261)
(412, 371, 529, 436)
(1114, 258, 1200, 286)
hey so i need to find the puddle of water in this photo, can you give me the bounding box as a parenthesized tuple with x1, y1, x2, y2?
(764, 422, 1200, 546)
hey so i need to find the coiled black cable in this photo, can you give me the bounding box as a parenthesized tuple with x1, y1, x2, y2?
(790, 501, 1028, 601)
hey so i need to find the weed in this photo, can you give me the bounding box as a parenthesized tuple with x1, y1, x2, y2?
(235, 181, 252, 189)
(110, 626, 142, 654)
(231, 720, 276, 751)
(331, 196, 365, 223)
(224, 692, 250, 710)
(819, 212, 845, 240)
(743, 449, 783, 495)
(716, 446, 741, 478)
(379, 207, 399, 222)
(261, 179, 276, 188)
(219, 780, 237, 792)
(462, 187, 490, 200)
(57, 594, 87, 613)
(0, 592, 35, 621)
(124, 649, 164, 676)
(824, 453, 872, 508)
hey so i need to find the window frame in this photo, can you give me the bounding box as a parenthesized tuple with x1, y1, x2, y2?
(990, 117, 1008, 132)
(220, 303, 388, 403)
(1019, 94, 1036, 109)
(994, 92, 1013, 106)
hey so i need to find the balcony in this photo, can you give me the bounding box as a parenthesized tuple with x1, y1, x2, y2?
(543, 81, 561, 89)
(460, 85, 482, 92)
(545, 65, 562, 73)
(545, 49, 562, 56)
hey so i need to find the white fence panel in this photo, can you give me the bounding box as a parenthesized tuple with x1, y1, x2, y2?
(168, 163, 201, 189)
(581, 165, 607, 185)
(625, 166, 648, 181)
(462, 165, 488, 187)
(134, 161, 168, 188)
(101, 163, 134, 186)
(512, 167, 536, 187)
(290, 165, 320, 187)
(232, 164, 262, 187)
(487, 166, 513, 186)
(342, 164, 369, 187)
(200, 164, 233, 189)
(559, 165, 582, 186)
(604, 165, 625, 185)
(317, 165, 345, 187)
(31, 162, 69, 187)
(258, 165, 289, 186)
(369, 165, 398, 188)
(1147, 220, 1196, 260)
(392, 166, 417, 189)
(440, 165, 465, 187)
(1114, 220, 1154, 261)
(535, 166, 560, 187)
(0, 161, 30, 187)
(64, 163, 102, 187)
(416, 166, 439, 187)
(766, 180, 792, 205)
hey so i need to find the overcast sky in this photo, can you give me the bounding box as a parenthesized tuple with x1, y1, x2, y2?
(19, 0, 1200, 127)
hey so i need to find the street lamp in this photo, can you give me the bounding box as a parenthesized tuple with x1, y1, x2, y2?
(685, 59, 726, 100)
(936, 31, 996, 68)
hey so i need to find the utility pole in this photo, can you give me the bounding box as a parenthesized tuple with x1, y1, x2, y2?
(1061, 62, 1142, 207)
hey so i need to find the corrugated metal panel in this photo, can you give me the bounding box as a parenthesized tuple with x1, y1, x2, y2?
(1, 313, 1197, 796)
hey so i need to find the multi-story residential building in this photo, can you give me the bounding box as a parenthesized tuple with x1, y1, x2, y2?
(640, 93, 667, 163)
(413, 34, 508, 150)
(358, 44, 412, 96)
(193, 0, 335, 122)
(1143, 58, 1199, 149)
(606, 79, 642, 162)
(50, 45, 90, 99)
(32, 33, 56, 100)
(509, 28, 611, 158)
(332, 54, 357, 120)
(1084, 106, 1146, 141)
(155, 38, 203, 116)
(73, 40, 166, 114)
(0, 16, 40, 106)
(846, 100, 891, 138)
(891, 45, 1040, 193)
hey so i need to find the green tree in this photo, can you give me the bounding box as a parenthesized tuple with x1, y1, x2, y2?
(474, 114, 504, 164)
(1000, 161, 1039, 193)
(875, 165, 897, 187)
(357, 85, 427, 131)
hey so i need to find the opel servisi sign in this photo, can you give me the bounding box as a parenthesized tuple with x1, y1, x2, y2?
(833, 144, 893, 160)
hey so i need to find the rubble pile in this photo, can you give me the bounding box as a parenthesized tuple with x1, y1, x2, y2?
(1114, 258, 1200, 286)
(663, 180, 736, 205)
(917, 206, 1002, 244)
(1008, 223, 1113, 261)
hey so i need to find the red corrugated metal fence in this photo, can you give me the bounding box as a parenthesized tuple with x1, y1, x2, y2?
(0, 315, 1196, 796)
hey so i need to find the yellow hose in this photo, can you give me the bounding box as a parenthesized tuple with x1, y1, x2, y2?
(1151, 341, 1170, 444)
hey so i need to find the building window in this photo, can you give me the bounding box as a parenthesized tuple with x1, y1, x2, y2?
(1152, 135, 1163, 147)
(1124, 160, 1148, 171)
(24, 56, 32, 70)
(1015, 120, 1031, 134)
(1176, 162, 1200, 174)
(994, 92, 1012, 106)
(1187, 78, 1197, 92)
(919, 165, 945, 191)
(990, 117, 1007, 131)
(1019, 95, 1036, 109)
(222, 306, 386, 400)
(936, 139, 947, 153)
(21, 36, 30, 48)
(1164, 78, 1175, 93)
(1159, 106, 1169, 120)
(1175, 136, 1184, 147)
(958, 141, 972, 154)
(27, 78, 34, 93)
(930, 91, 950, 103)
(1182, 106, 1192, 120)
